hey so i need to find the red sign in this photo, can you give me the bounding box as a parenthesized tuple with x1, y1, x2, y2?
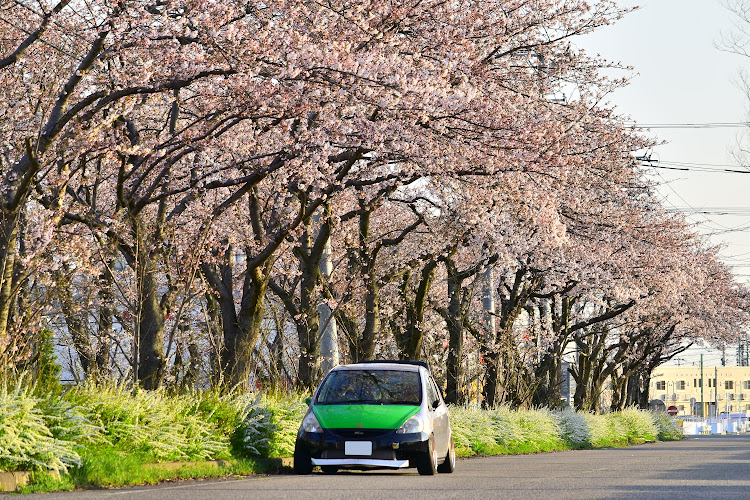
(667, 405, 678, 416)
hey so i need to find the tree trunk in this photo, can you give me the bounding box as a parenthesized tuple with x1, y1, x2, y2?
(638, 372, 651, 408)
(393, 260, 437, 362)
(0, 214, 18, 347)
(359, 274, 380, 361)
(205, 291, 224, 386)
(609, 371, 628, 412)
(624, 373, 641, 408)
(136, 254, 166, 390)
(95, 258, 115, 377)
(222, 260, 274, 388)
(482, 350, 500, 408)
(295, 224, 322, 388)
(58, 276, 94, 376)
(532, 348, 562, 408)
(444, 270, 464, 404)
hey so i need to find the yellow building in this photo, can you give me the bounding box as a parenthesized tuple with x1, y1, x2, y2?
(650, 366, 750, 416)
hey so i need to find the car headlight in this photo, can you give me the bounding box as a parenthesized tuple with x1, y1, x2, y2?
(396, 415, 424, 434)
(301, 412, 323, 433)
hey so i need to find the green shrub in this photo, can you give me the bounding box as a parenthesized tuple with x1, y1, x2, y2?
(263, 392, 309, 458)
(32, 330, 63, 396)
(449, 405, 668, 456)
(653, 413, 683, 441)
(229, 392, 275, 458)
(0, 380, 81, 473)
(613, 407, 658, 444)
(448, 405, 501, 456)
(18, 471, 75, 494)
(494, 407, 564, 453)
(64, 382, 230, 462)
(558, 409, 594, 448)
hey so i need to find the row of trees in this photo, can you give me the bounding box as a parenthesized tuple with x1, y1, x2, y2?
(2, 0, 748, 411)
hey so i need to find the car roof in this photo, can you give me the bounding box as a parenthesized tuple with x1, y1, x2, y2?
(333, 362, 422, 372)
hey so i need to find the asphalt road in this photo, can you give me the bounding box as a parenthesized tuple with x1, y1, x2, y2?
(22, 435, 750, 500)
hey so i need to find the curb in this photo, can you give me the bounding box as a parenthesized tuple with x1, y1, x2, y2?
(0, 470, 60, 492)
(256, 457, 295, 473)
(142, 460, 233, 472)
(0, 458, 296, 492)
(141, 457, 294, 473)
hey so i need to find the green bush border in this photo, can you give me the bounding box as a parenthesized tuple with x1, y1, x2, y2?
(1, 383, 682, 492)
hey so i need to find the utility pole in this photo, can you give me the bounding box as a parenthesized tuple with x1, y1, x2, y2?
(482, 267, 496, 338)
(481, 266, 496, 405)
(700, 354, 704, 418)
(314, 211, 339, 375)
(714, 366, 718, 418)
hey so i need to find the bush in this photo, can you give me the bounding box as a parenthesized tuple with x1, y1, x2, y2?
(230, 392, 276, 458)
(0, 380, 81, 473)
(653, 413, 683, 441)
(0, 376, 685, 492)
(65, 382, 230, 462)
(450, 405, 674, 456)
(558, 409, 594, 448)
(613, 407, 659, 444)
(263, 393, 309, 458)
(33, 330, 63, 396)
(445, 405, 500, 456)
(492, 407, 564, 453)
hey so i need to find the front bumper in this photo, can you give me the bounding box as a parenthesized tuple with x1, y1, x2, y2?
(311, 458, 410, 468)
(296, 428, 430, 469)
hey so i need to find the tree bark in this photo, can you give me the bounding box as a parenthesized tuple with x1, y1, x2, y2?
(0, 214, 18, 346)
(136, 251, 166, 390)
(444, 264, 466, 404)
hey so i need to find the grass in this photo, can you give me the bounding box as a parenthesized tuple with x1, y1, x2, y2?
(19, 455, 266, 493)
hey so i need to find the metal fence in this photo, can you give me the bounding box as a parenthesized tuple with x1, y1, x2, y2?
(678, 414, 750, 435)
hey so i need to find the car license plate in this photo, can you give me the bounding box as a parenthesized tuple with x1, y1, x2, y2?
(345, 441, 372, 456)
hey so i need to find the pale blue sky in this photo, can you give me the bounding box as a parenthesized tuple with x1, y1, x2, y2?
(578, 0, 750, 366)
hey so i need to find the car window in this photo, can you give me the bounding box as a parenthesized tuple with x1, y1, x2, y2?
(316, 370, 422, 405)
(426, 376, 440, 409)
(430, 377, 444, 406)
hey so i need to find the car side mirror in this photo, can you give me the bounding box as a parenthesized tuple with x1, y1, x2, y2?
(432, 400, 440, 409)
(305, 397, 312, 406)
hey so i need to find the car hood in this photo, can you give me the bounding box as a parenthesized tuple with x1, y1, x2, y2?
(312, 404, 420, 430)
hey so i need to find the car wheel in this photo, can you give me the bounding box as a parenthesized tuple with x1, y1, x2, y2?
(321, 465, 338, 474)
(293, 440, 313, 475)
(416, 435, 438, 475)
(437, 436, 455, 473)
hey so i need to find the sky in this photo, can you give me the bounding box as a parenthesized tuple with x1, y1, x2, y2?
(577, 0, 750, 367)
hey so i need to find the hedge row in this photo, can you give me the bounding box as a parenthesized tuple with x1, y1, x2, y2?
(0, 380, 681, 477)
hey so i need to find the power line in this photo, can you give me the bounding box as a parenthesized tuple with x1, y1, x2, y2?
(630, 122, 750, 129)
(650, 171, 750, 239)
(661, 160, 750, 169)
(643, 163, 750, 175)
(666, 207, 750, 216)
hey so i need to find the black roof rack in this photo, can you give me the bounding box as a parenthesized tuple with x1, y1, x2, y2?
(356, 359, 430, 371)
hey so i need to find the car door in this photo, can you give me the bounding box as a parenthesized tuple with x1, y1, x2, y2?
(425, 373, 450, 456)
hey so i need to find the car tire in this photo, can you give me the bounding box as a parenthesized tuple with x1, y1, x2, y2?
(437, 436, 455, 473)
(416, 435, 438, 475)
(293, 440, 313, 475)
(321, 465, 338, 474)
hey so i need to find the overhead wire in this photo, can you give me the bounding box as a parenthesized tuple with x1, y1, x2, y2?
(649, 170, 750, 279)
(630, 122, 750, 129)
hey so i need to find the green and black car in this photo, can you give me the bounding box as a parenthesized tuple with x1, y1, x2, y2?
(294, 360, 456, 475)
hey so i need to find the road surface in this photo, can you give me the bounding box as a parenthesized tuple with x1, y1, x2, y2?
(23, 434, 750, 500)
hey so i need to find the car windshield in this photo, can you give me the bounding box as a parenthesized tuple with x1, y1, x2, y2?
(315, 369, 421, 405)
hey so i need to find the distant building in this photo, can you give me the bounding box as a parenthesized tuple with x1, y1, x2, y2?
(650, 366, 750, 416)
